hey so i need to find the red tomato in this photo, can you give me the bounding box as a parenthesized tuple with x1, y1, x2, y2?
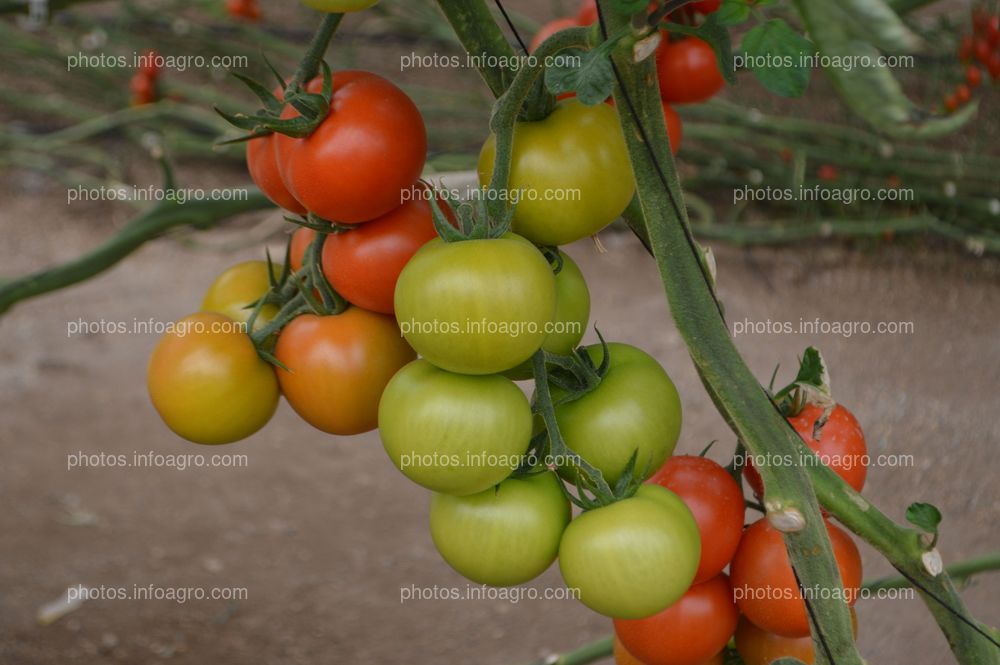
(661, 102, 683, 155)
(614, 574, 738, 665)
(989, 52, 1000, 80)
(247, 133, 307, 214)
(576, 0, 598, 25)
(275, 71, 427, 224)
(967, 65, 983, 87)
(274, 308, 415, 435)
(531, 17, 579, 53)
(955, 83, 972, 104)
(289, 227, 316, 273)
(138, 49, 160, 79)
(129, 73, 156, 106)
(974, 38, 993, 65)
(817, 164, 839, 181)
(730, 518, 862, 638)
(944, 93, 959, 113)
(988, 15, 1000, 46)
(648, 456, 744, 583)
(321, 192, 437, 314)
(735, 610, 858, 665)
(689, 0, 721, 14)
(744, 404, 868, 499)
(226, 0, 260, 20)
(958, 35, 974, 61)
(657, 38, 725, 104)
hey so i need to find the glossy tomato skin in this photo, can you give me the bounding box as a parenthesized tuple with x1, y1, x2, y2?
(201, 260, 281, 329)
(274, 308, 415, 435)
(289, 226, 316, 273)
(276, 72, 426, 223)
(657, 38, 725, 104)
(321, 196, 437, 314)
(301, 0, 379, 12)
(735, 609, 858, 665)
(147, 312, 279, 444)
(730, 518, 862, 638)
(559, 484, 700, 619)
(614, 574, 738, 665)
(744, 404, 868, 498)
(478, 99, 634, 246)
(530, 17, 579, 53)
(648, 456, 744, 583)
(429, 472, 570, 586)
(577, 0, 598, 24)
(394, 235, 557, 375)
(505, 250, 590, 380)
(379, 360, 532, 495)
(554, 343, 681, 486)
(247, 133, 307, 214)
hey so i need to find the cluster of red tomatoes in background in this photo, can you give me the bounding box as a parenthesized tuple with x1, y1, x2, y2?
(949, 6, 1000, 112)
(531, 0, 726, 156)
(225, 0, 261, 21)
(129, 49, 161, 106)
(614, 404, 869, 665)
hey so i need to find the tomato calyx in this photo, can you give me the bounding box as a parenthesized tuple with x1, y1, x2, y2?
(768, 346, 835, 421)
(428, 192, 511, 242)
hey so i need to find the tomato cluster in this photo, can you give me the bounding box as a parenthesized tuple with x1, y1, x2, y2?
(948, 6, 1000, 112)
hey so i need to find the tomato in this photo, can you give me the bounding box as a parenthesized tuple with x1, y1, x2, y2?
(944, 93, 959, 113)
(289, 226, 318, 273)
(301, 0, 378, 11)
(394, 235, 556, 375)
(138, 49, 160, 79)
(689, 0, 721, 14)
(226, 0, 260, 20)
(530, 17, 579, 53)
(967, 65, 983, 87)
(959, 35, 974, 61)
(274, 308, 414, 435)
(577, 0, 598, 25)
(559, 484, 700, 619)
(974, 38, 993, 65)
(743, 404, 868, 499)
(276, 72, 426, 223)
(147, 312, 278, 444)
(429, 472, 570, 586)
(648, 456, 744, 584)
(201, 260, 281, 328)
(989, 52, 1000, 80)
(505, 250, 590, 380)
(608, 98, 682, 154)
(735, 609, 858, 665)
(247, 133, 307, 214)
(614, 574, 738, 665)
(817, 164, 839, 182)
(730, 518, 862, 638)
(657, 38, 725, 104)
(988, 15, 1000, 46)
(553, 343, 681, 486)
(956, 83, 972, 105)
(478, 99, 634, 246)
(129, 73, 156, 106)
(321, 196, 437, 315)
(379, 360, 532, 495)
(613, 638, 646, 665)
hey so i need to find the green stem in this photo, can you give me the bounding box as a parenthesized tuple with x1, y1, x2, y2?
(0, 192, 272, 316)
(287, 12, 344, 92)
(433, 0, 520, 98)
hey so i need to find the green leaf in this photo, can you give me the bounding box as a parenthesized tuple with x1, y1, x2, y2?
(906, 502, 943, 534)
(792, 346, 829, 393)
(771, 659, 809, 665)
(663, 15, 737, 84)
(543, 47, 615, 106)
(610, 0, 649, 13)
(716, 0, 751, 26)
(740, 18, 815, 97)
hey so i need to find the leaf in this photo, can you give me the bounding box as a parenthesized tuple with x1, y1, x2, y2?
(716, 0, 751, 26)
(740, 18, 815, 97)
(906, 502, 943, 534)
(663, 15, 737, 84)
(610, 0, 650, 13)
(792, 346, 829, 393)
(544, 47, 615, 106)
(839, 0, 923, 53)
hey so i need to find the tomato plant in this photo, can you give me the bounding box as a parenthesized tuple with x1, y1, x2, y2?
(201, 260, 281, 328)
(429, 471, 570, 586)
(147, 312, 279, 444)
(394, 234, 557, 375)
(553, 343, 681, 486)
(657, 38, 725, 104)
(275, 72, 426, 223)
(730, 518, 862, 637)
(274, 308, 415, 435)
(614, 573, 737, 665)
(379, 359, 533, 495)
(477, 99, 634, 246)
(648, 455, 744, 583)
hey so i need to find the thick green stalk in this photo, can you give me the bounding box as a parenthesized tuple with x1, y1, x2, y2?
(434, 0, 520, 98)
(286, 12, 344, 92)
(0, 192, 272, 316)
(599, 2, 861, 663)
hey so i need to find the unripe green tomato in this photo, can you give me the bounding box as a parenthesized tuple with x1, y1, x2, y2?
(393, 235, 557, 375)
(201, 260, 281, 330)
(478, 99, 634, 246)
(553, 343, 681, 486)
(429, 472, 571, 586)
(558, 484, 701, 619)
(378, 360, 532, 495)
(301, 0, 379, 12)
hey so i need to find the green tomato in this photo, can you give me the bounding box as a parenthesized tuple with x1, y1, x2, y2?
(506, 250, 591, 381)
(558, 484, 700, 619)
(478, 99, 634, 246)
(378, 360, 532, 495)
(201, 260, 282, 330)
(430, 472, 571, 586)
(394, 235, 557, 375)
(553, 343, 681, 486)
(301, 0, 379, 12)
